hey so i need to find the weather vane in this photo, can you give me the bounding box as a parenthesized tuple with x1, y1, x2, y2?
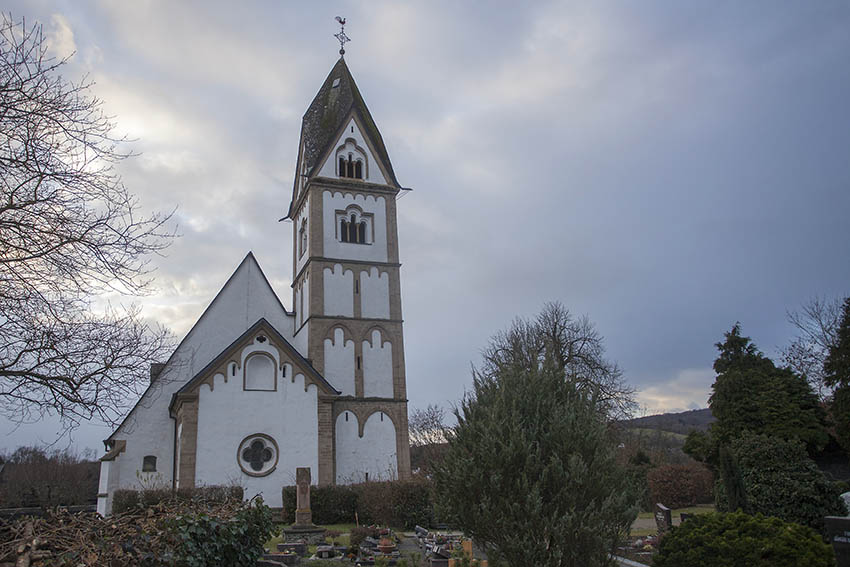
(334, 16, 350, 57)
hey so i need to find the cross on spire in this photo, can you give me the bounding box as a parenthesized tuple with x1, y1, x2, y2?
(334, 16, 350, 57)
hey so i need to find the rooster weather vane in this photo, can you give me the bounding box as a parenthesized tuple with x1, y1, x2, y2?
(334, 16, 350, 57)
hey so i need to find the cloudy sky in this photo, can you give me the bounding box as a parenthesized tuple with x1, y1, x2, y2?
(3, 1, 850, 453)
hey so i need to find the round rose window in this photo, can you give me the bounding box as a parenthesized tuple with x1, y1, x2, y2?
(237, 433, 279, 477)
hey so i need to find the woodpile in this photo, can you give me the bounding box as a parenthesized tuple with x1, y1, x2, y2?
(0, 499, 247, 566)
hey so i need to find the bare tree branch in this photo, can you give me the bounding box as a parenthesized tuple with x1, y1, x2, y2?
(480, 301, 636, 420)
(0, 15, 177, 433)
(781, 296, 843, 400)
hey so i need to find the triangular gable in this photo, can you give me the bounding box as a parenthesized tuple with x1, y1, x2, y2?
(170, 317, 339, 415)
(107, 252, 291, 443)
(312, 112, 392, 185)
(286, 57, 400, 218)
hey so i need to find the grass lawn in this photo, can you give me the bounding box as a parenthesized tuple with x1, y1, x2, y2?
(630, 504, 715, 537)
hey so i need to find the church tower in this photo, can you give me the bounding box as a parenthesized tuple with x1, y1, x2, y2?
(285, 57, 411, 485)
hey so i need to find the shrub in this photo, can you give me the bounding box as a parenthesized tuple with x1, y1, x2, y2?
(280, 479, 434, 528)
(349, 525, 379, 548)
(653, 511, 835, 567)
(312, 484, 359, 524)
(647, 463, 714, 509)
(112, 485, 243, 514)
(718, 432, 847, 531)
(162, 497, 274, 566)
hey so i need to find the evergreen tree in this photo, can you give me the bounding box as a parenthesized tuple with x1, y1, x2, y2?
(434, 360, 637, 567)
(709, 324, 829, 453)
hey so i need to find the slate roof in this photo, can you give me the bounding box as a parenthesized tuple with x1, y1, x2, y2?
(298, 57, 399, 187)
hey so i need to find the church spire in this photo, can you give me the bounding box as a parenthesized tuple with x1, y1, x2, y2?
(285, 53, 401, 219)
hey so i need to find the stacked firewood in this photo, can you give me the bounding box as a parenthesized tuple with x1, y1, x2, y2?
(0, 499, 247, 566)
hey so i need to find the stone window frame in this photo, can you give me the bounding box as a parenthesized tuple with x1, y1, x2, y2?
(335, 204, 373, 246)
(298, 218, 308, 258)
(236, 433, 280, 478)
(242, 351, 278, 392)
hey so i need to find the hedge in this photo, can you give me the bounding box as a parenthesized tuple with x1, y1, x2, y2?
(653, 511, 835, 567)
(716, 433, 847, 532)
(112, 485, 243, 514)
(647, 463, 714, 509)
(281, 478, 434, 529)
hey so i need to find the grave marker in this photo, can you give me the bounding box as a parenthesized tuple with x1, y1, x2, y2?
(654, 503, 672, 534)
(825, 516, 850, 567)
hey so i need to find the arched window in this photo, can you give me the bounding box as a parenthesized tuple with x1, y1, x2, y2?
(142, 455, 157, 472)
(336, 140, 367, 180)
(336, 207, 372, 245)
(244, 353, 276, 391)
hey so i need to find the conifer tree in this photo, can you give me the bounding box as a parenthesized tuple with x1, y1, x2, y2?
(709, 324, 828, 453)
(434, 348, 637, 566)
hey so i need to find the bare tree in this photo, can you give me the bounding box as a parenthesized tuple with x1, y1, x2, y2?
(481, 301, 635, 419)
(781, 296, 843, 400)
(408, 403, 447, 448)
(0, 445, 99, 507)
(0, 16, 175, 432)
(408, 403, 449, 475)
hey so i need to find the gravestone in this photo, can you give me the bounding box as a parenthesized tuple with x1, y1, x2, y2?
(282, 467, 327, 545)
(825, 516, 850, 567)
(680, 512, 694, 523)
(654, 503, 672, 534)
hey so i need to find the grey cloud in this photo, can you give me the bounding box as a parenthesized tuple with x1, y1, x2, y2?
(2, 1, 849, 450)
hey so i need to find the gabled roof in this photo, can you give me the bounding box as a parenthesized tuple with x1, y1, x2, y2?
(106, 252, 291, 443)
(170, 317, 340, 413)
(298, 57, 399, 186)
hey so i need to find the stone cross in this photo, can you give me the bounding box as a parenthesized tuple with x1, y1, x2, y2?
(295, 467, 312, 526)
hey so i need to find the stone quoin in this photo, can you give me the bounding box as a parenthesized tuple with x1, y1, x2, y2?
(96, 55, 412, 515)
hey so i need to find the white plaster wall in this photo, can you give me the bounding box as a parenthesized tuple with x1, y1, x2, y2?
(195, 340, 319, 508)
(295, 195, 310, 275)
(322, 192, 387, 263)
(291, 320, 308, 358)
(323, 264, 353, 317)
(323, 328, 355, 395)
(104, 254, 295, 505)
(316, 118, 388, 185)
(360, 268, 390, 319)
(363, 330, 393, 398)
(335, 411, 397, 484)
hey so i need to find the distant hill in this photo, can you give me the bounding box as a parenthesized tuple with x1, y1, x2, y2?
(623, 408, 715, 436)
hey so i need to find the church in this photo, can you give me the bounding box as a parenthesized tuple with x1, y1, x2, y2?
(97, 54, 412, 515)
